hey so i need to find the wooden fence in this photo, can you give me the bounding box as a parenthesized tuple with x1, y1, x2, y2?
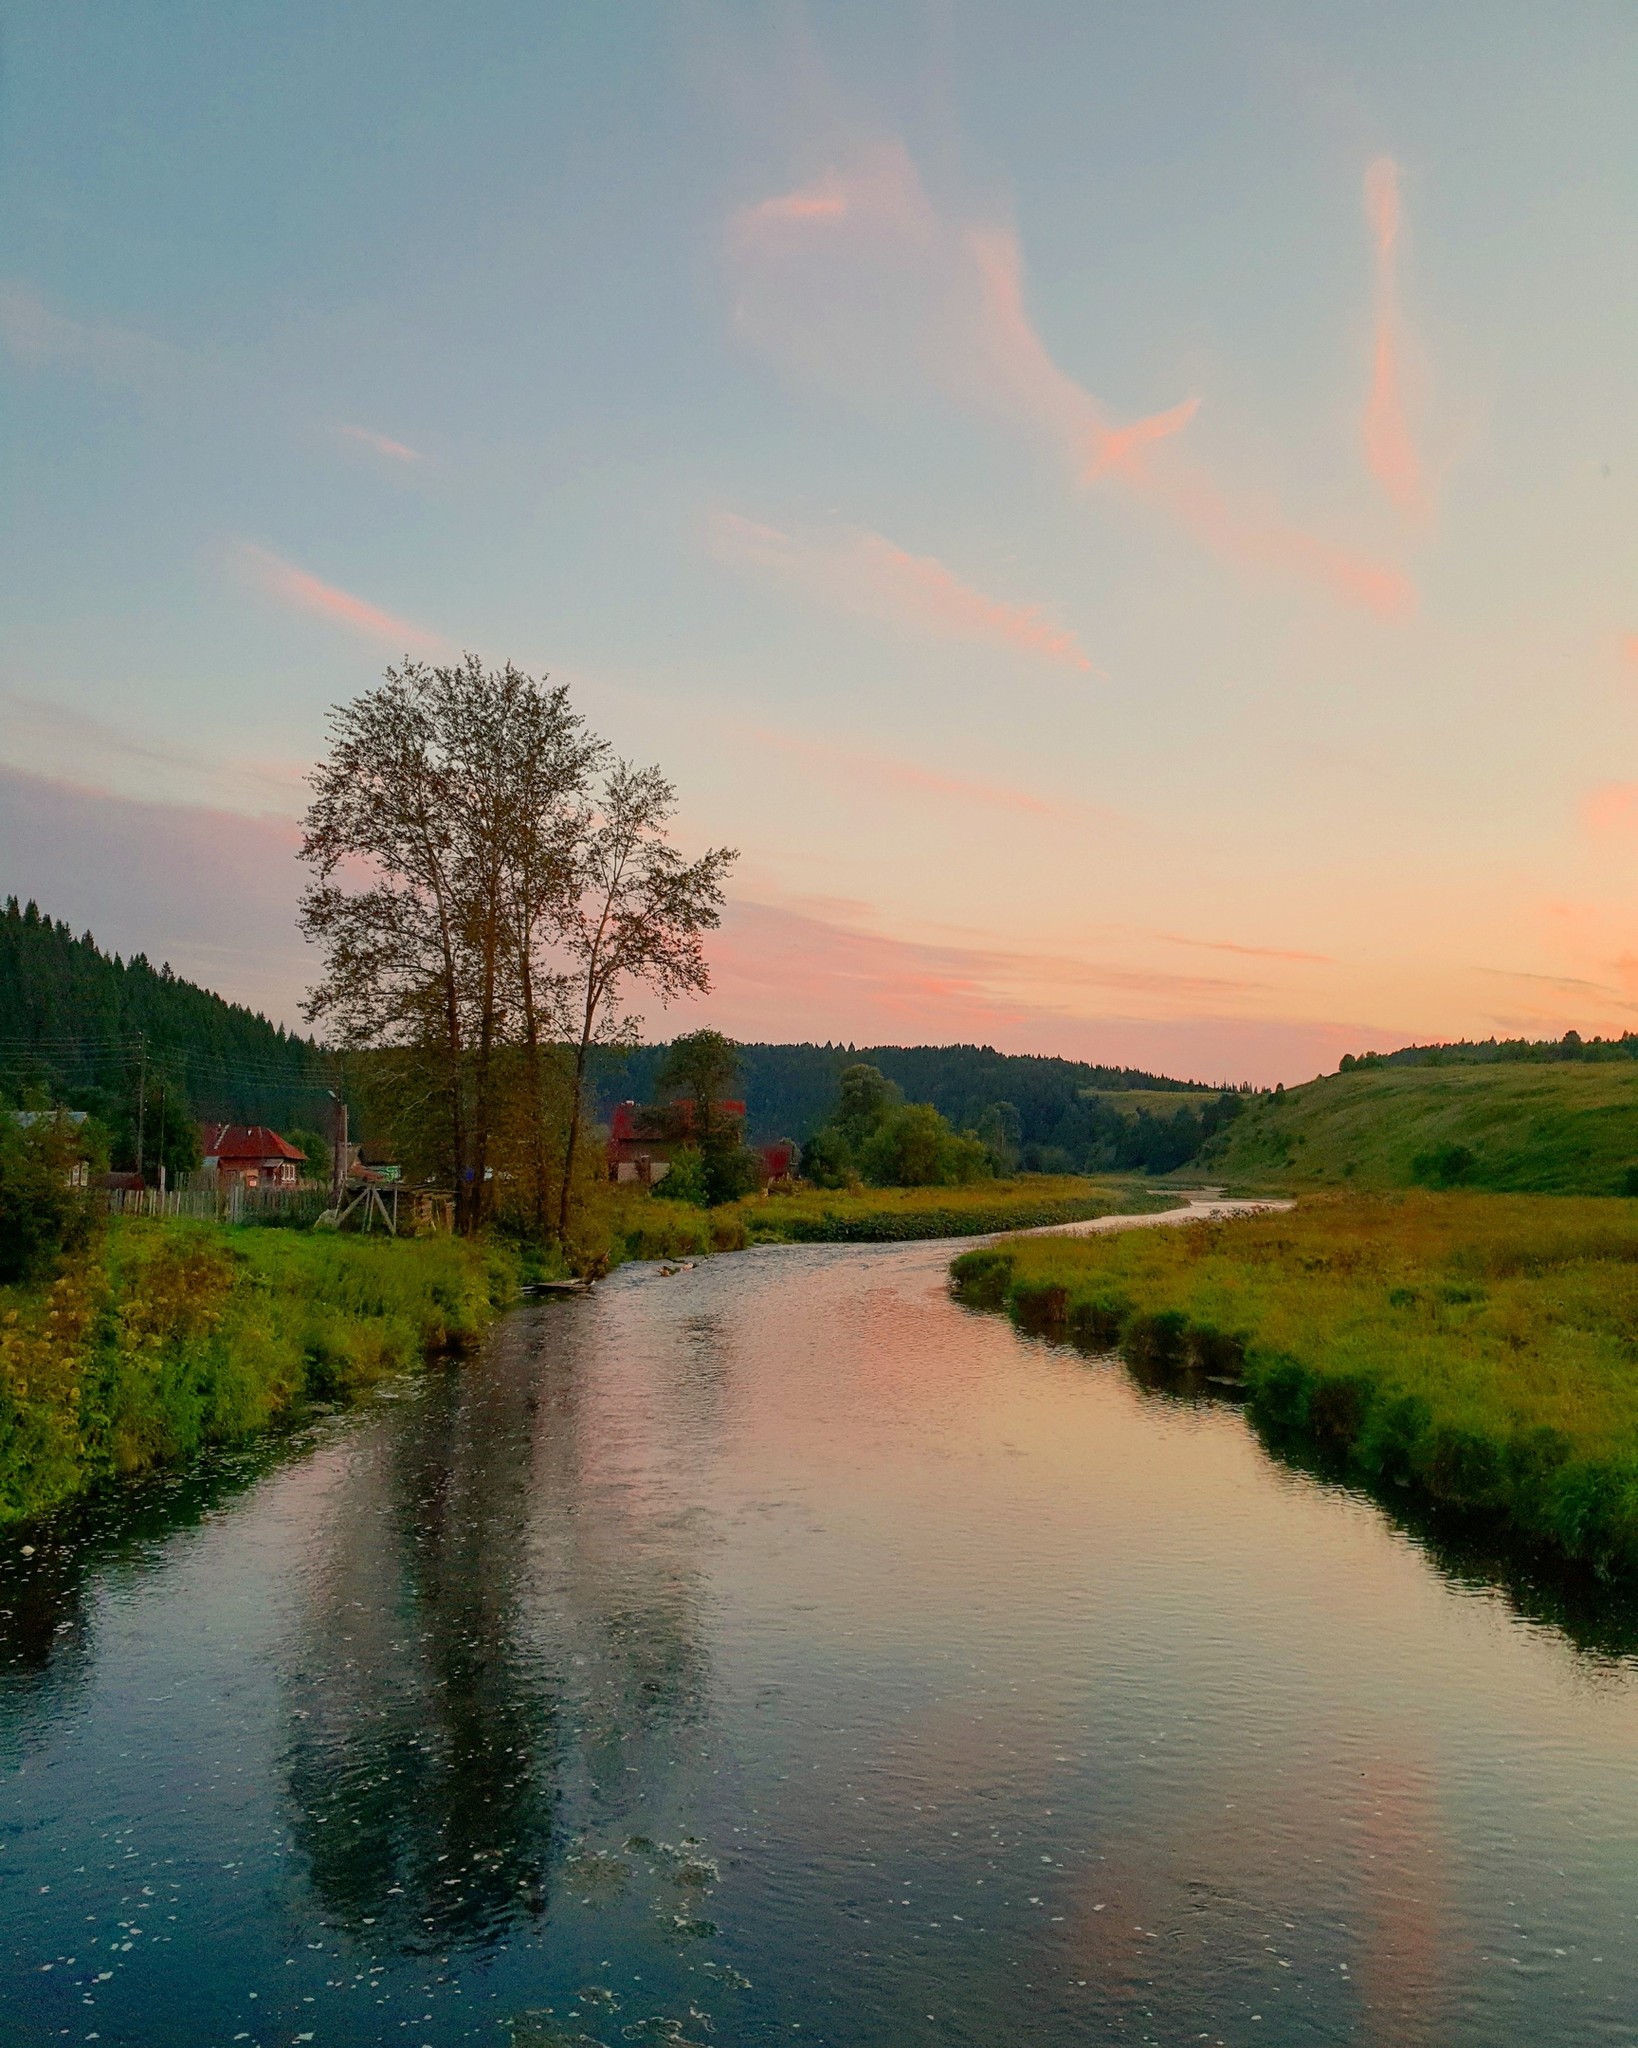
(99, 1181, 453, 1234)
(101, 1182, 331, 1226)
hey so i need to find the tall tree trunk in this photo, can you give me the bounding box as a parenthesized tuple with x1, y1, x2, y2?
(518, 942, 551, 1243)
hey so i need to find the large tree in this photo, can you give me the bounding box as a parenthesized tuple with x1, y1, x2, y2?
(556, 763, 735, 1242)
(298, 657, 600, 1234)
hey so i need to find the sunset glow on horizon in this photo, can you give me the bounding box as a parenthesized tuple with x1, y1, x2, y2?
(4, 6, 1638, 1083)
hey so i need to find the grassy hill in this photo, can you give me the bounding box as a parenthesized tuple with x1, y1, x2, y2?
(1200, 1062, 1638, 1195)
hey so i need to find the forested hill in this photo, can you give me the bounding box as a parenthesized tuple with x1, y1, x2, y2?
(597, 1041, 1252, 1175)
(0, 896, 329, 1127)
(1344, 1031, 1638, 1068)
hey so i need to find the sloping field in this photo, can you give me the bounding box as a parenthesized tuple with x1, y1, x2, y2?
(1201, 1062, 1638, 1195)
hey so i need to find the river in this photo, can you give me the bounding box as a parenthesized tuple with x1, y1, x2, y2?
(4, 1226, 1638, 2046)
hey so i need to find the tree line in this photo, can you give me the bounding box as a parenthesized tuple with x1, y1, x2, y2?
(598, 1038, 1250, 1170)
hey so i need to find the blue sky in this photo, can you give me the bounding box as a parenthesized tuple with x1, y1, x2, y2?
(4, 3, 1638, 1080)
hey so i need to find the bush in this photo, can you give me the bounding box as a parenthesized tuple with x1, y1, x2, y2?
(0, 1113, 98, 1285)
(799, 1125, 854, 1188)
(661, 1144, 710, 1207)
(1412, 1143, 1476, 1188)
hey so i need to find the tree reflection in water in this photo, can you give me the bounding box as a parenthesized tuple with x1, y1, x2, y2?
(279, 1298, 711, 1956)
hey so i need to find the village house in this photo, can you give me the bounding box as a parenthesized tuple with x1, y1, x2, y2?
(199, 1123, 307, 1190)
(605, 1100, 796, 1187)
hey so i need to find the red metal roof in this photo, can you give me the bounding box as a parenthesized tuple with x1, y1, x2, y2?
(201, 1124, 306, 1164)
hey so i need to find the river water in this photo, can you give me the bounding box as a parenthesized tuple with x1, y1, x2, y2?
(4, 1230, 1638, 2047)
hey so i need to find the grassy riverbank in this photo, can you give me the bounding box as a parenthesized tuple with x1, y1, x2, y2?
(0, 1220, 515, 1525)
(608, 1175, 1171, 1259)
(953, 1191, 1638, 1578)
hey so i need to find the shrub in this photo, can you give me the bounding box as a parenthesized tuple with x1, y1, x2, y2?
(1412, 1143, 1476, 1188)
(0, 1113, 98, 1285)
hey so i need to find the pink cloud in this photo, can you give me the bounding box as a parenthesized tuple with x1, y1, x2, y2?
(727, 144, 1414, 619)
(0, 766, 1381, 1086)
(336, 422, 421, 463)
(711, 511, 1098, 671)
(1360, 157, 1425, 521)
(1083, 395, 1201, 482)
(1580, 780, 1638, 841)
(662, 898, 1376, 1087)
(231, 541, 446, 653)
(1621, 634, 1638, 671)
(744, 724, 1103, 822)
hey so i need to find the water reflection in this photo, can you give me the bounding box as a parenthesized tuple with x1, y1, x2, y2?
(6, 1241, 1638, 2048)
(279, 1302, 713, 1954)
(1031, 1306, 1638, 1661)
(280, 1325, 563, 1950)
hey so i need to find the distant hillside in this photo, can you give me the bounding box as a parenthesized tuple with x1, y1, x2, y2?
(597, 1041, 1250, 1174)
(1201, 1061, 1638, 1195)
(0, 896, 330, 1129)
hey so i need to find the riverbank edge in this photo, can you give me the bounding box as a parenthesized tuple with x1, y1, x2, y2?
(0, 1219, 518, 1527)
(613, 1176, 1180, 1259)
(950, 1210, 1638, 1582)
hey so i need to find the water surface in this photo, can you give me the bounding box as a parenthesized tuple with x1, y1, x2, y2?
(4, 1235, 1638, 2045)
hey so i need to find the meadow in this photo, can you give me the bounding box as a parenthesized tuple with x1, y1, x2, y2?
(606, 1175, 1169, 1259)
(0, 1220, 515, 1524)
(1201, 1060, 1638, 1194)
(952, 1191, 1638, 1578)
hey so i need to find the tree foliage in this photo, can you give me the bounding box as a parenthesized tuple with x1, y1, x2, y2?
(801, 1063, 991, 1189)
(0, 1114, 99, 1286)
(299, 657, 733, 1243)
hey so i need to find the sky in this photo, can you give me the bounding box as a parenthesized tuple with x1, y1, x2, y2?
(3, 3, 1638, 1085)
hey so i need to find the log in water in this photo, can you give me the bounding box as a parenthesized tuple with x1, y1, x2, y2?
(3, 1234, 1636, 2045)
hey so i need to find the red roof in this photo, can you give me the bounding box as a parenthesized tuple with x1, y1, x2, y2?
(201, 1124, 306, 1164)
(608, 1099, 746, 1144)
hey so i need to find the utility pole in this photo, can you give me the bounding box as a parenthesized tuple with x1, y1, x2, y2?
(156, 1076, 167, 1196)
(134, 1032, 148, 1187)
(328, 1088, 348, 1208)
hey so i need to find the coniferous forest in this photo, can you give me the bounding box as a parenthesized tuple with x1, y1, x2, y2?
(0, 895, 331, 1136)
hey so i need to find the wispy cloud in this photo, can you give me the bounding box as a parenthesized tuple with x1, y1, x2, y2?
(745, 723, 1103, 823)
(727, 143, 1413, 618)
(1156, 930, 1334, 964)
(231, 541, 446, 653)
(711, 510, 1098, 671)
(1579, 780, 1638, 841)
(1360, 158, 1425, 521)
(336, 422, 421, 464)
(0, 280, 188, 391)
(0, 687, 305, 816)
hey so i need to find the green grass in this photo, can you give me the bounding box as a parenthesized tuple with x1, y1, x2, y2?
(728, 1175, 1172, 1244)
(1201, 1062, 1638, 1195)
(0, 1220, 516, 1524)
(952, 1190, 1638, 1577)
(1081, 1088, 1215, 1120)
(600, 1175, 1171, 1259)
